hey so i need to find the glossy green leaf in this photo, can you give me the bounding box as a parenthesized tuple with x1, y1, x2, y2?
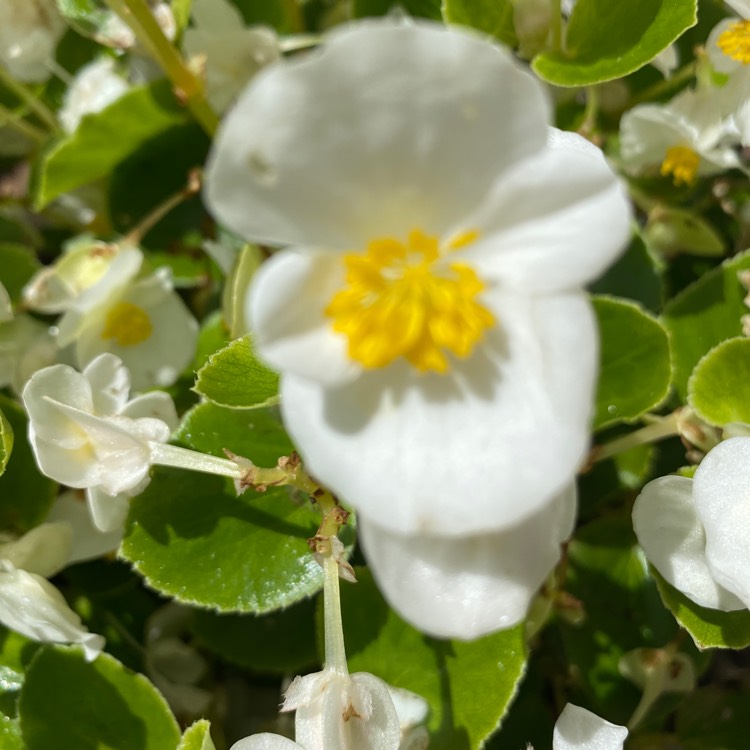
(177, 720, 216, 750)
(0, 626, 41, 724)
(0, 409, 13, 478)
(194, 336, 279, 409)
(0, 396, 56, 534)
(342, 568, 526, 750)
(442, 0, 516, 47)
(0, 715, 24, 750)
(121, 405, 332, 612)
(32, 80, 189, 209)
(593, 296, 671, 429)
(652, 570, 750, 650)
(688, 338, 750, 427)
(533, 0, 697, 86)
(19, 646, 180, 750)
(661, 250, 750, 400)
(192, 598, 318, 673)
(0, 244, 40, 305)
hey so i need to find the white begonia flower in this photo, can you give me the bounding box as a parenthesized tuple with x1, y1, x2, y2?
(59, 57, 130, 134)
(0, 0, 66, 82)
(632, 474, 744, 611)
(0, 314, 57, 394)
(0, 561, 104, 661)
(358, 485, 576, 639)
(620, 87, 741, 187)
(552, 704, 627, 750)
(692, 436, 750, 608)
(205, 21, 630, 548)
(50, 244, 197, 390)
(183, 0, 280, 114)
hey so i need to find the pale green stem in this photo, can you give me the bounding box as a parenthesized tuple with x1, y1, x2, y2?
(149, 442, 245, 478)
(629, 61, 697, 108)
(323, 555, 348, 675)
(549, 0, 563, 52)
(0, 66, 58, 131)
(103, 0, 219, 136)
(578, 86, 598, 138)
(0, 103, 47, 143)
(594, 414, 680, 463)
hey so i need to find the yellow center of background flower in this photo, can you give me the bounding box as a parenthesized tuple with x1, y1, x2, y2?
(660, 145, 700, 186)
(718, 20, 750, 64)
(101, 302, 153, 346)
(325, 229, 494, 373)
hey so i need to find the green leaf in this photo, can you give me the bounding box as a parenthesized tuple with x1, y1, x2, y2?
(341, 568, 526, 750)
(177, 720, 216, 750)
(355, 0, 441, 20)
(121, 405, 334, 612)
(688, 338, 750, 427)
(0, 626, 41, 722)
(19, 646, 180, 750)
(32, 80, 189, 209)
(0, 396, 56, 534)
(533, 0, 697, 86)
(0, 715, 24, 750)
(442, 0, 516, 47)
(194, 336, 279, 409)
(661, 250, 750, 400)
(652, 569, 750, 650)
(192, 598, 318, 674)
(676, 688, 750, 750)
(223, 243, 263, 340)
(0, 244, 40, 305)
(593, 296, 671, 429)
(55, 0, 111, 39)
(0, 409, 13, 477)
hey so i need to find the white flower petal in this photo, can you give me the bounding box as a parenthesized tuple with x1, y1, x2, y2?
(121, 391, 179, 431)
(0, 522, 72, 578)
(463, 130, 631, 292)
(230, 736, 302, 750)
(693, 437, 750, 608)
(248, 249, 361, 386)
(632, 475, 744, 611)
(86, 487, 131, 533)
(726, 1, 750, 19)
(205, 20, 549, 250)
(553, 704, 627, 750)
(0, 561, 104, 661)
(0, 282, 11, 322)
(83, 352, 131, 415)
(280, 292, 595, 536)
(359, 486, 576, 639)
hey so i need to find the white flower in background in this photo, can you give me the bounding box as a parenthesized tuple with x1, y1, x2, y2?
(620, 87, 740, 186)
(551, 704, 627, 750)
(0, 282, 11, 322)
(706, 1, 750, 75)
(22, 353, 178, 532)
(632, 437, 750, 611)
(0, 314, 57, 394)
(651, 45, 679, 79)
(359, 485, 576, 638)
(0, 0, 66, 82)
(59, 57, 130, 134)
(95, 2, 176, 50)
(387, 686, 429, 750)
(183, 0, 280, 114)
(205, 21, 629, 635)
(46, 244, 197, 389)
(0, 521, 104, 661)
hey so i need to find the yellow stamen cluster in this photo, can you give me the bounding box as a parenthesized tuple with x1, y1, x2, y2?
(660, 145, 700, 186)
(718, 20, 750, 64)
(325, 229, 494, 373)
(101, 302, 153, 346)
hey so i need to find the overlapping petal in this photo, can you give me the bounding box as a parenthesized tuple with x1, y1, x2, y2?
(553, 704, 627, 750)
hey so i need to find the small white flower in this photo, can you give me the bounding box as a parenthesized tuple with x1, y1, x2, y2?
(552, 704, 627, 750)
(0, 0, 66, 81)
(59, 57, 130, 134)
(632, 437, 750, 612)
(183, 0, 280, 114)
(22, 353, 178, 532)
(620, 87, 740, 186)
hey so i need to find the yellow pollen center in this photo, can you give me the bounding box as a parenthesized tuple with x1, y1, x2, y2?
(660, 145, 700, 186)
(101, 302, 153, 347)
(324, 229, 494, 374)
(718, 20, 750, 64)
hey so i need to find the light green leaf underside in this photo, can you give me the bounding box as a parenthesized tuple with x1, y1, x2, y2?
(533, 0, 697, 86)
(193, 335, 279, 410)
(662, 250, 750, 400)
(341, 568, 526, 750)
(19, 646, 180, 750)
(177, 720, 217, 750)
(652, 570, 750, 650)
(0, 409, 13, 478)
(593, 295, 671, 429)
(688, 337, 750, 427)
